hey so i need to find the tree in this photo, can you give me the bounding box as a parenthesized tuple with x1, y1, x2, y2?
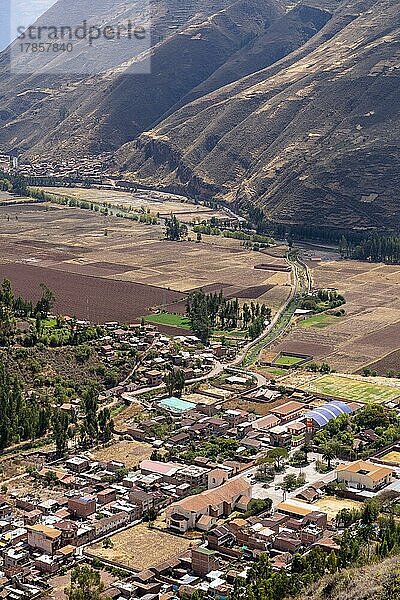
(80, 385, 99, 447)
(322, 442, 337, 470)
(267, 448, 288, 470)
(65, 566, 111, 600)
(244, 498, 272, 517)
(98, 407, 113, 443)
(53, 409, 69, 457)
(0, 279, 13, 308)
(164, 369, 186, 397)
(0, 362, 50, 450)
(301, 441, 312, 462)
(35, 284, 55, 318)
(186, 290, 212, 344)
(165, 215, 187, 241)
(361, 498, 380, 525)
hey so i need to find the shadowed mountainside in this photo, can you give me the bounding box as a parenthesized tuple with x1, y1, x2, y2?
(119, 0, 400, 230)
(0, 0, 284, 156)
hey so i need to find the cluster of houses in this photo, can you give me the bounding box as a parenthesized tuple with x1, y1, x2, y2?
(0, 316, 399, 598)
(123, 380, 364, 460)
(10, 155, 111, 185)
(0, 425, 396, 599)
(105, 456, 398, 599)
(95, 323, 228, 403)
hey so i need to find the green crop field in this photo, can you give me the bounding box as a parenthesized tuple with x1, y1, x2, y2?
(298, 314, 337, 328)
(302, 374, 400, 403)
(274, 354, 305, 367)
(144, 313, 191, 329)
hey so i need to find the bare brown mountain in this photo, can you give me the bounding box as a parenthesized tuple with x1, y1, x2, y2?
(0, 0, 284, 156)
(120, 0, 400, 230)
(0, 0, 398, 231)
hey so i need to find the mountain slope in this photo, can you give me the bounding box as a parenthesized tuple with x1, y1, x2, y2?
(0, 0, 283, 156)
(301, 555, 400, 600)
(120, 0, 400, 230)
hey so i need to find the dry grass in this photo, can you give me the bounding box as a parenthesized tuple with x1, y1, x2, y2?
(380, 450, 400, 465)
(46, 570, 117, 600)
(313, 496, 363, 519)
(113, 402, 147, 431)
(223, 398, 274, 416)
(89, 440, 152, 467)
(301, 556, 400, 600)
(86, 523, 195, 570)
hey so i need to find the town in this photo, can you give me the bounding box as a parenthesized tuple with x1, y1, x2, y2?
(0, 311, 400, 600)
(0, 155, 400, 600)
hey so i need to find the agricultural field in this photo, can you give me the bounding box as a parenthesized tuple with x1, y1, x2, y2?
(0, 201, 291, 324)
(255, 366, 288, 378)
(89, 440, 152, 467)
(361, 349, 400, 376)
(298, 314, 339, 329)
(86, 523, 195, 570)
(144, 312, 191, 329)
(0, 190, 32, 204)
(300, 373, 400, 403)
(269, 258, 400, 373)
(43, 186, 229, 224)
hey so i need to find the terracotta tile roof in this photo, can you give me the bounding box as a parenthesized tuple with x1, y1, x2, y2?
(27, 524, 61, 540)
(271, 401, 305, 416)
(253, 414, 280, 430)
(277, 499, 326, 517)
(336, 460, 394, 481)
(169, 477, 251, 513)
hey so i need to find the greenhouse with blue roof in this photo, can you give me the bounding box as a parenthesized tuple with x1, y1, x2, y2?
(304, 400, 354, 431)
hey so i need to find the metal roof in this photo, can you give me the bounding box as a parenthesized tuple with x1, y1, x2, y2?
(305, 400, 353, 426)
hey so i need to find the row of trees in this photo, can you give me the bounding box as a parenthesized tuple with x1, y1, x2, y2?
(186, 289, 271, 343)
(192, 223, 272, 245)
(300, 288, 346, 313)
(0, 170, 27, 196)
(164, 368, 185, 397)
(340, 234, 400, 264)
(0, 278, 104, 348)
(240, 200, 400, 265)
(0, 362, 51, 451)
(165, 215, 188, 241)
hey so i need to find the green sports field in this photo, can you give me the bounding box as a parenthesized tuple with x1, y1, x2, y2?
(274, 354, 305, 367)
(144, 313, 191, 329)
(302, 374, 400, 403)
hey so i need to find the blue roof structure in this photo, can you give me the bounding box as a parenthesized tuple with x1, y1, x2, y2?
(158, 396, 196, 413)
(305, 400, 353, 427)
